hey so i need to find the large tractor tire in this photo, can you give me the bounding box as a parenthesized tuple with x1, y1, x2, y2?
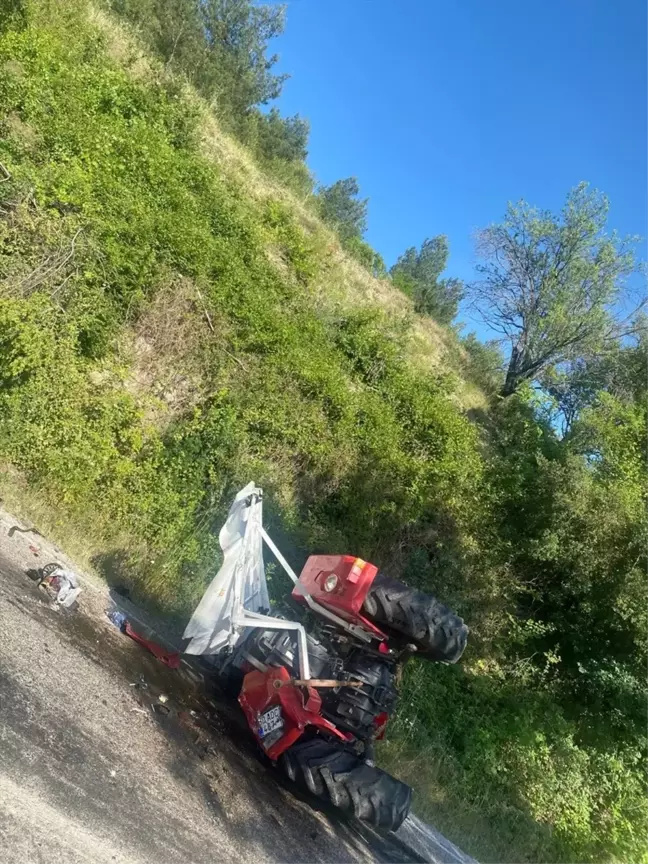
(279, 738, 412, 832)
(362, 572, 468, 663)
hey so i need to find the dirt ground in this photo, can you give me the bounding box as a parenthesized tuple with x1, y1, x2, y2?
(0, 507, 473, 864)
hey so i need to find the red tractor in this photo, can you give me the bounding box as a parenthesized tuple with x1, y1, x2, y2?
(184, 485, 467, 832)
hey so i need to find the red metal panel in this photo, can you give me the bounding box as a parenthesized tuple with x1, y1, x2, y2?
(292, 555, 384, 635)
(238, 666, 349, 760)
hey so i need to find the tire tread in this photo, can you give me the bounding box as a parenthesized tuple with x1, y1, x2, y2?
(280, 738, 411, 831)
(363, 572, 468, 662)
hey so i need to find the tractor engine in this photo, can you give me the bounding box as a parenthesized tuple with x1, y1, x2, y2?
(237, 624, 399, 744)
(218, 552, 467, 833)
(228, 554, 467, 754)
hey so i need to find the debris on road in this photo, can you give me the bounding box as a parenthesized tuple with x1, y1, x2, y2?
(38, 564, 81, 609)
(7, 524, 43, 538)
(108, 608, 181, 668)
(107, 609, 128, 631)
(124, 622, 181, 669)
(1, 504, 457, 864)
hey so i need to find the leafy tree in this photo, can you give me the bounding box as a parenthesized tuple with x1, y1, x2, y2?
(109, 0, 210, 84)
(248, 107, 309, 164)
(316, 177, 368, 243)
(390, 236, 463, 324)
(541, 358, 605, 436)
(109, 0, 288, 121)
(201, 0, 287, 116)
(614, 327, 648, 402)
(541, 327, 647, 435)
(315, 180, 387, 276)
(467, 183, 644, 397)
(108, 0, 308, 169)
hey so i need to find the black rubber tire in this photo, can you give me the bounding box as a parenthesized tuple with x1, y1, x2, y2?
(279, 738, 412, 832)
(362, 572, 468, 663)
(323, 652, 397, 736)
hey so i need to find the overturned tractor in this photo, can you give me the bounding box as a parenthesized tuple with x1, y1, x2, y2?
(184, 484, 467, 832)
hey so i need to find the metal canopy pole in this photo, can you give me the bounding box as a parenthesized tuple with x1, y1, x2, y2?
(260, 526, 373, 644)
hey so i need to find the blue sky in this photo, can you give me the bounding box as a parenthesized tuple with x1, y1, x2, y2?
(271, 0, 647, 332)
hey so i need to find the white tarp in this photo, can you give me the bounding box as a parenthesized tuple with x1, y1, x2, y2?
(183, 482, 269, 655)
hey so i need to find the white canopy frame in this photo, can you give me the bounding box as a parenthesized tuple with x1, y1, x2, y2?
(183, 483, 373, 681)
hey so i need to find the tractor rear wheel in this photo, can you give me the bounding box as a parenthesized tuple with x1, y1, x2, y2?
(279, 738, 411, 832)
(362, 572, 468, 662)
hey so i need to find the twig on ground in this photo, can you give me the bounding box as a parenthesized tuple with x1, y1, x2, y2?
(222, 346, 249, 372)
(194, 285, 215, 333)
(16, 228, 84, 293)
(50, 270, 76, 298)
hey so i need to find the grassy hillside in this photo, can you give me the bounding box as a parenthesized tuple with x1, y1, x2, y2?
(0, 0, 482, 599)
(1, 3, 645, 863)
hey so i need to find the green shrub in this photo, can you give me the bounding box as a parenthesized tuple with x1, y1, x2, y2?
(343, 235, 387, 278)
(261, 199, 318, 284)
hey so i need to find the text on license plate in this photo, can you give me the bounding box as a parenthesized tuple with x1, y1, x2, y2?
(258, 705, 284, 737)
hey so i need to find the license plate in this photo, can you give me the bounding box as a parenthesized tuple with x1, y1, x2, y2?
(258, 705, 284, 738)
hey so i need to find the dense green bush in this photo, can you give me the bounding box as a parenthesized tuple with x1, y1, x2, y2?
(390, 235, 463, 324)
(383, 657, 646, 864)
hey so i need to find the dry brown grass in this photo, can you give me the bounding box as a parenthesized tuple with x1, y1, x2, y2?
(3, 112, 40, 153)
(87, 6, 155, 81)
(118, 276, 228, 425)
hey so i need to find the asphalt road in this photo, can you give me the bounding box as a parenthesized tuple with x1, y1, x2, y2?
(0, 509, 474, 864)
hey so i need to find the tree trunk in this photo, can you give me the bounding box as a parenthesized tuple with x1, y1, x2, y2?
(501, 346, 522, 397)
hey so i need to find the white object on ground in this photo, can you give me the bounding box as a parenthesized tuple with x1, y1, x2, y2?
(50, 567, 82, 608)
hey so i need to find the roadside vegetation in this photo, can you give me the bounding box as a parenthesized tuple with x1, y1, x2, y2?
(0, 1, 645, 861)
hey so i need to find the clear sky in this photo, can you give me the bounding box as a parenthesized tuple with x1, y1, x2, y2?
(271, 0, 647, 330)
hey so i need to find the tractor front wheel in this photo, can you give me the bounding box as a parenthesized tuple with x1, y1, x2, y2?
(279, 738, 411, 832)
(362, 572, 468, 662)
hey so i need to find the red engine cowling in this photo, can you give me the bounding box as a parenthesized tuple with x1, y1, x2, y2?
(292, 555, 385, 637)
